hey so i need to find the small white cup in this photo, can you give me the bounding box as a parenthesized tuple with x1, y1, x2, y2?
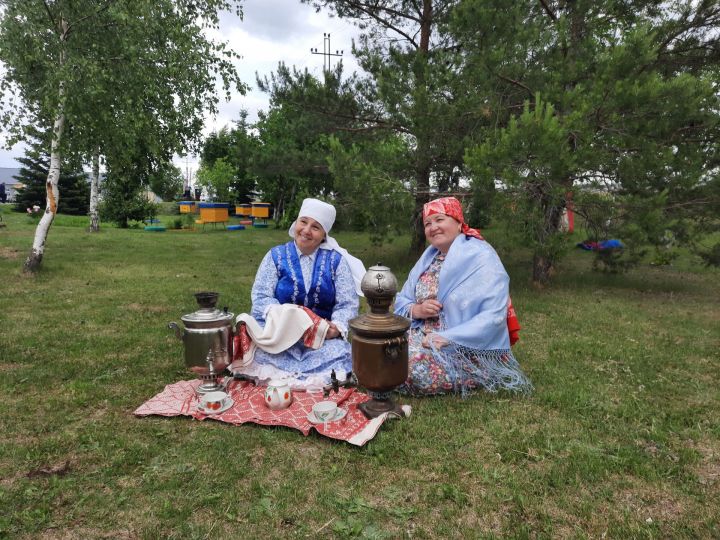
(312, 401, 338, 422)
(200, 391, 228, 412)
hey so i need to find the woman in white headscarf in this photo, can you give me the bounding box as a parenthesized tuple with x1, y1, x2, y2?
(233, 198, 366, 389)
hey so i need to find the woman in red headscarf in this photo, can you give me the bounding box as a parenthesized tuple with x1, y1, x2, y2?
(394, 197, 530, 395)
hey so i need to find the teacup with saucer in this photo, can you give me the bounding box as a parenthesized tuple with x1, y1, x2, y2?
(198, 391, 233, 414)
(307, 400, 346, 424)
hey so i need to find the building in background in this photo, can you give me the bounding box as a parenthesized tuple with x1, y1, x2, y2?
(0, 168, 22, 202)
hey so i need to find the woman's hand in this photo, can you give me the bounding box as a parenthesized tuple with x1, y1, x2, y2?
(421, 334, 449, 349)
(326, 322, 341, 339)
(412, 299, 443, 319)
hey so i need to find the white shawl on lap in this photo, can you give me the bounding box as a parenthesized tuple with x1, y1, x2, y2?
(229, 304, 329, 371)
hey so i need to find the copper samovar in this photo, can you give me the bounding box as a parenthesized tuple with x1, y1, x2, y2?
(350, 264, 410, 418)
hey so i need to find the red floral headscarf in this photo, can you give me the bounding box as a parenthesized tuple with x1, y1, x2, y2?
(423, 197, 520, 345)
(422, 197, 484, 241)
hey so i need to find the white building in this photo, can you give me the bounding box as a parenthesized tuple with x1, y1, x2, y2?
(0, 167, 22, 202)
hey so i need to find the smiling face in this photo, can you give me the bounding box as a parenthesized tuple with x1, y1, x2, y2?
(424, 213, 462, 254)
(294, 216, 326, 255)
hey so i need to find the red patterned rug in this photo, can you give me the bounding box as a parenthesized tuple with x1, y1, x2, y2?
(134, 379, 408, 446)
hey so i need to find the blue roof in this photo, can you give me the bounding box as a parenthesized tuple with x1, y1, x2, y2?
(198, 202, 230, 208)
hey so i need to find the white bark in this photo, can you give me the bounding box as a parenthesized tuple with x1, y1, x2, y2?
(24, 20, 68, 273)
(24, 102, 65, 272)
(89, 151, 100, 232)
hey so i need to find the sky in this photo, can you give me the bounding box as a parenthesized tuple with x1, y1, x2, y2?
(0, 0, 362, 178)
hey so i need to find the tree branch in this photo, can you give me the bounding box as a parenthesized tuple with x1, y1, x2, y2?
(329, 1, 421, 48)
(42, 0, 57, 30)
(66, 0, 117, 35)
(538, 0, 557, 22)
(342, 0, 423, 24)
(495, 73, 534, 98)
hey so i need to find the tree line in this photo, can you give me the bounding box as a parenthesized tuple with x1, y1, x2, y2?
(1, 0, 718, 284)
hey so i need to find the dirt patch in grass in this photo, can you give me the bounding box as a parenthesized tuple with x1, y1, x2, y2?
(28, 527, 138, 540)
(600, 477, 689, 526)
(250, 445, 266, 468)
(125, 303, 168, 314)
(0, 468, 28, 488)
(0, 362, 21, 372)
(686, 438, 720, 488)
(0, 246, 20, 260)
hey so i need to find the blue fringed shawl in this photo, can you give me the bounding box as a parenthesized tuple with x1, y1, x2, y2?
(395, 235, 532, 394)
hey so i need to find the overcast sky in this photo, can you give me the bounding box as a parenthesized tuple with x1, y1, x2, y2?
(0, 0, 362, 175)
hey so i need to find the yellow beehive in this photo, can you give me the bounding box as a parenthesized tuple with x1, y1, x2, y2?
(198, 203, 229, 223)
(236, 203, 252, 217)
(251, 202, 271, 219)
(178, 201, 196, 214)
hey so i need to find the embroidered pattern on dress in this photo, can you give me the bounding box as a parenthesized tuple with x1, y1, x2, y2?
(313, 250, 327, 309)
(284, 243, 300, 303)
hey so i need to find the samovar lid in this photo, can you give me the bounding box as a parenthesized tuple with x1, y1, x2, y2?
(181, 308, 234, 324)
(350, 264, 410, 335)
(181, 291, 234, 324)
(360, 263, 399, 314)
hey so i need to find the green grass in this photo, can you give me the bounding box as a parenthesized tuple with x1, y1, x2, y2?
(0, 206, 718, 539)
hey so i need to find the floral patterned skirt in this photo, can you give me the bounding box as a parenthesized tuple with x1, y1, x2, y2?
(399, 328, 532, 396)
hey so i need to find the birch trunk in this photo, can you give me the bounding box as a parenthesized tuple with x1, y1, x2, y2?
(89, 151, 100, 232)
(24, 101, 65, 272)
(24, 20, 68, 273)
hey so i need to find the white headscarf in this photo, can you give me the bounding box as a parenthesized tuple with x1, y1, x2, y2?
(289, 198, 366, 296)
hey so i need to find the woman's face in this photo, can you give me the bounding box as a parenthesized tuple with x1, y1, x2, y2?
(294, 216, 325, 255)
(424, 213, 462, 254)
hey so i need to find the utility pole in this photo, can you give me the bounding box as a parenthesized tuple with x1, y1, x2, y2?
(310, 33, 343, 72)
(183, 156, 190, 193)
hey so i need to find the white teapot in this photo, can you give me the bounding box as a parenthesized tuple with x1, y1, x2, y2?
(264, 379, 293, 410)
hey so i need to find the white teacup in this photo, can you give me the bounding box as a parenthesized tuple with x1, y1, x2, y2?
(200, 391, 228, 412)
(312, 400, 338, 422)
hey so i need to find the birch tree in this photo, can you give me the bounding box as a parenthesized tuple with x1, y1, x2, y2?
(0, 0, 245, 272)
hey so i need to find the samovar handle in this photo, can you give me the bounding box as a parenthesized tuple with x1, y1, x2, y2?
(383, 336, 406, 360)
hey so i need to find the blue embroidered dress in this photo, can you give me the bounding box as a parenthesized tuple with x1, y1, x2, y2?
(248, 241, 358, 385)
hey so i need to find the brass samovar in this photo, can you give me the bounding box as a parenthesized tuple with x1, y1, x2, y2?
(350, 264, 410, 418)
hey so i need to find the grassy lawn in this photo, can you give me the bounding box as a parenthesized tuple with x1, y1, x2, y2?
(1, 206, 718, 539)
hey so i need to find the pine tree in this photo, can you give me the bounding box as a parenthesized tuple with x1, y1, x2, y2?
(13, 130, 89, 216)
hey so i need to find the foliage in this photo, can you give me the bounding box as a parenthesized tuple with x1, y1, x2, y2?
(326, 135, 413, 244)
(148, 161, 184, 202)
(99, 149, 159, 228)
(456, 0, 720, 284)
(0, 0, 245, 157)
(0, 0, 245, 270)
(199, 113, 258, 204)
(302, 0, 483, 253)
(468, 97, 574, 281)
(0, 212, 718, 537)
(12, 128, 89, 216)
(99, 179, 158, 229)
(195, 157, 237, 203)
(253, 64, 366, 221)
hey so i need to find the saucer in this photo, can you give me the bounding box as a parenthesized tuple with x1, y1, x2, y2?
(197, 397, 234, 415)
(307, 407, 347, 424)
